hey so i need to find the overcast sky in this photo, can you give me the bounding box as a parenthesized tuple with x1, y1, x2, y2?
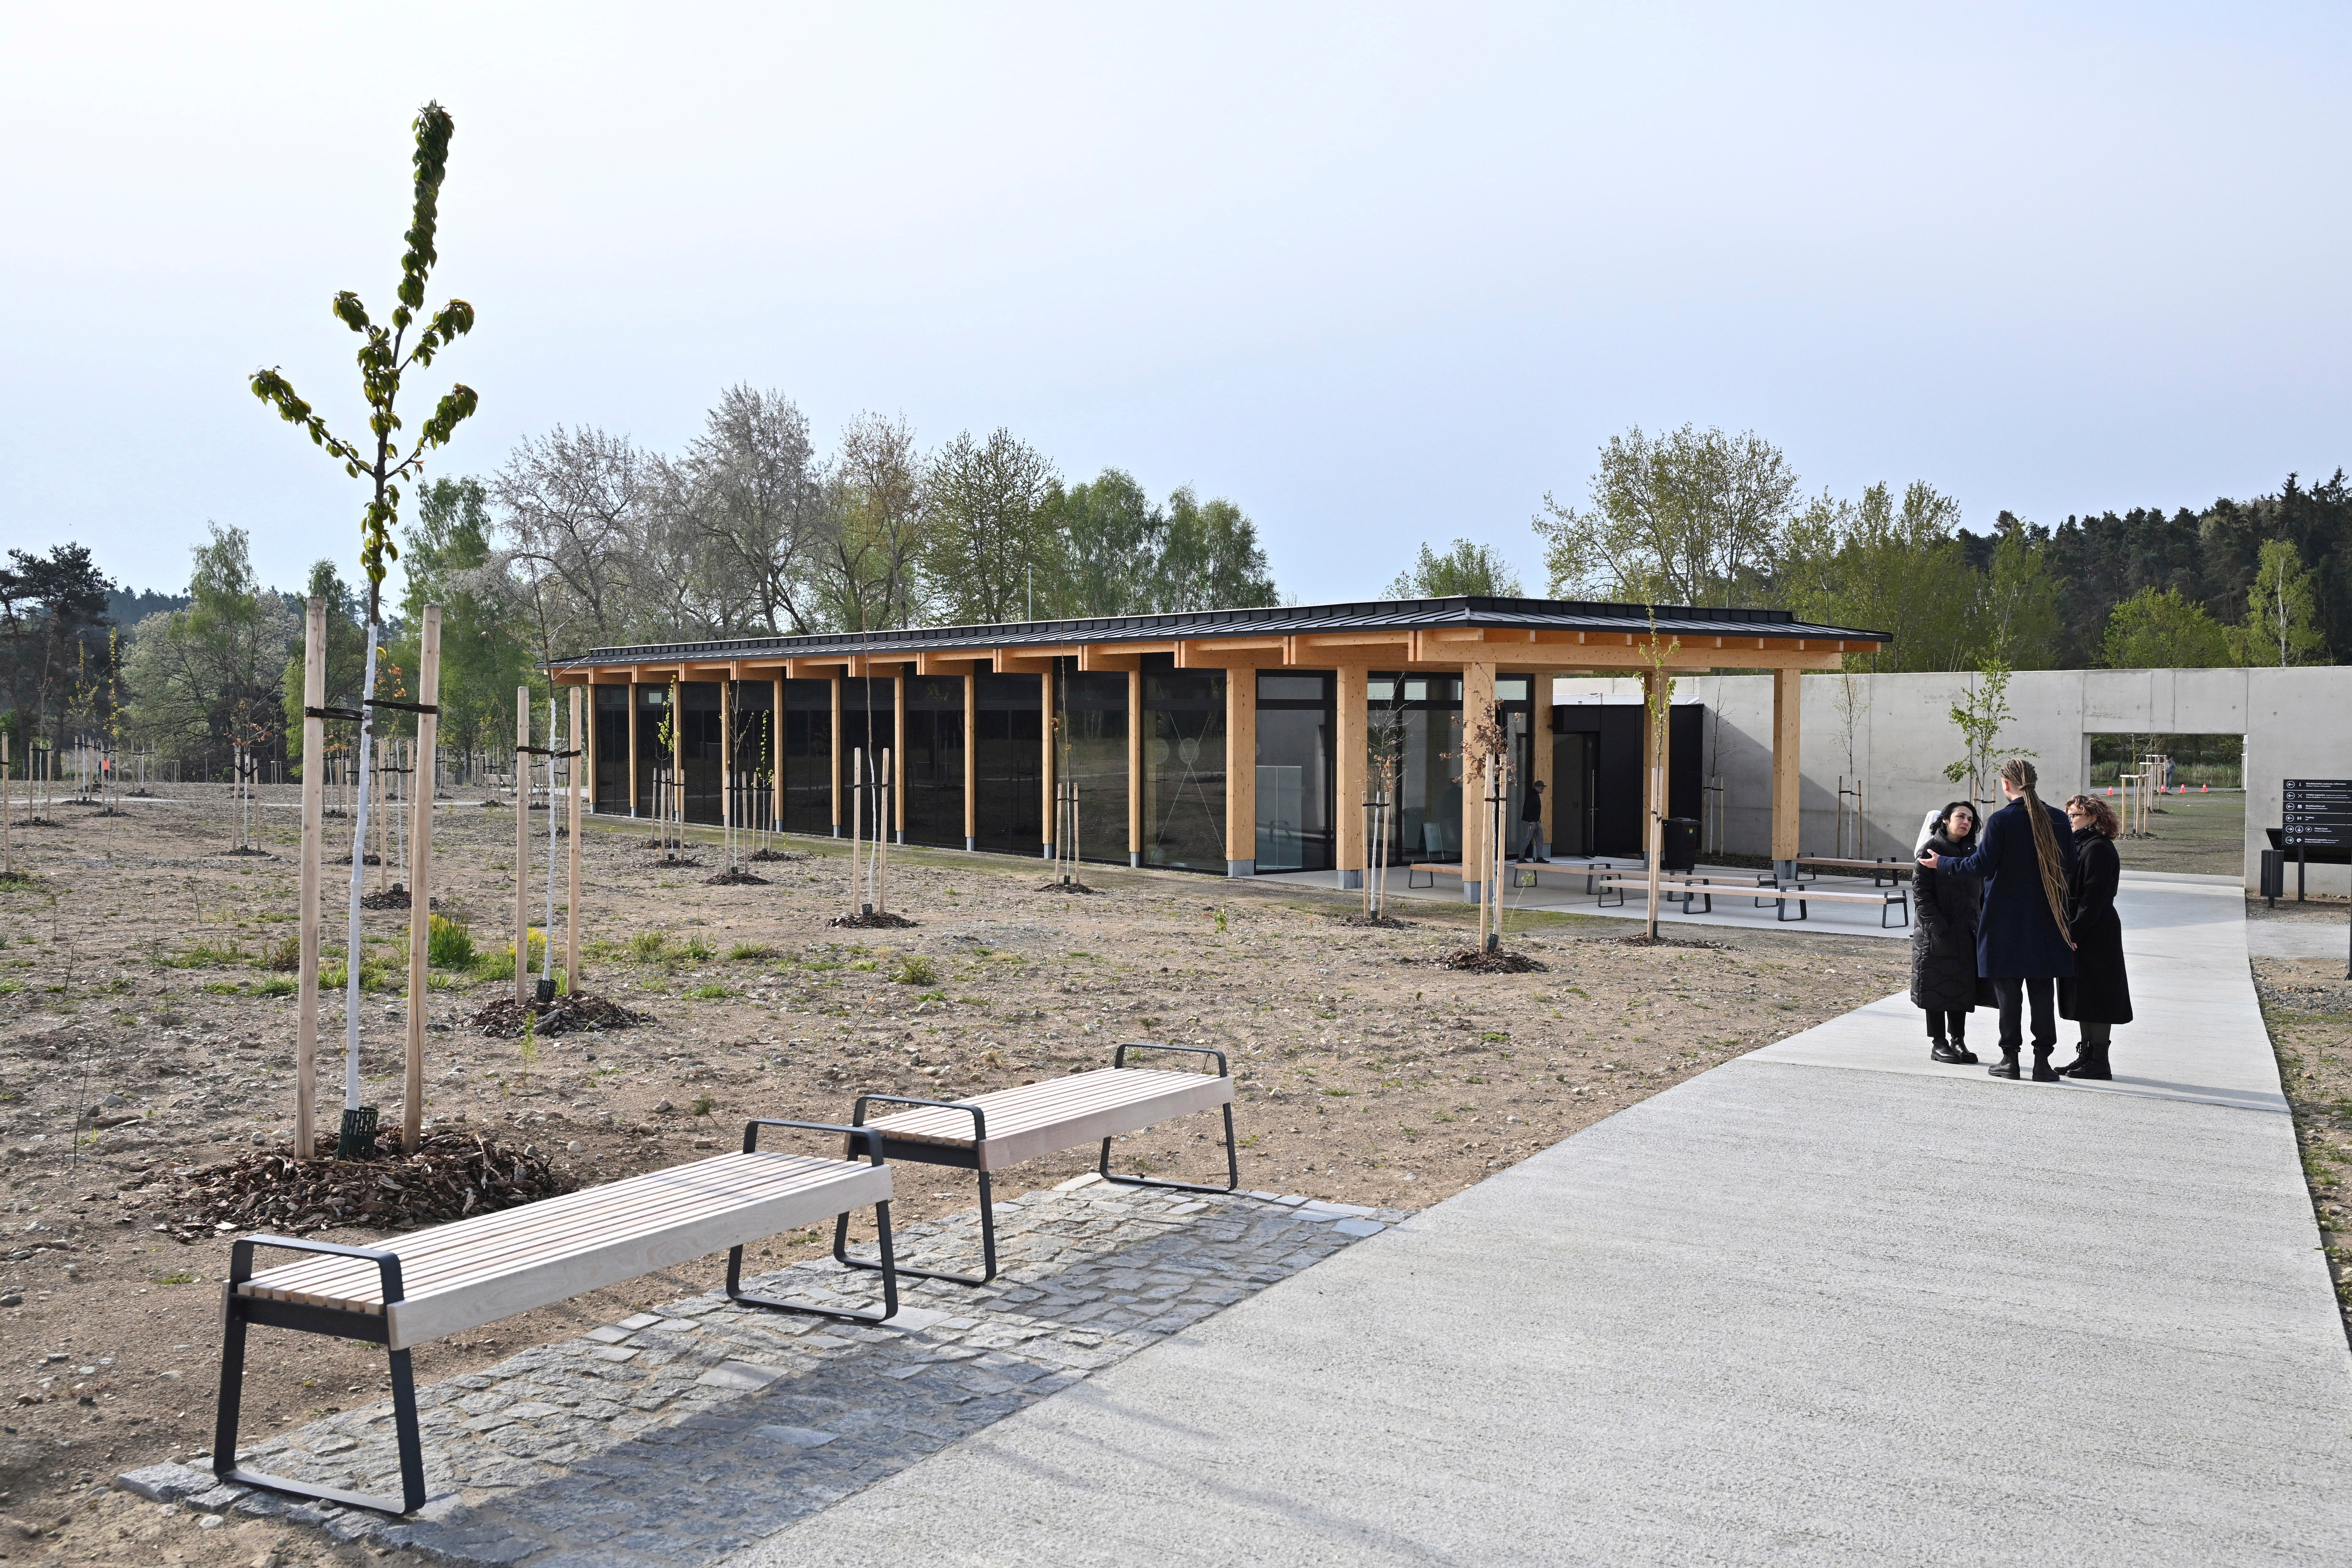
(4, 2, 2346, 609)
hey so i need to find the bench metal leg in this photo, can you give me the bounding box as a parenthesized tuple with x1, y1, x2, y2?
(1776, 895, 1807, 921)
(1098, 1101, 1241, 1196)
(213, 1300, 428, 1516)
(731, 1197, 902, 1325)
(832, 1171, 998, 1288)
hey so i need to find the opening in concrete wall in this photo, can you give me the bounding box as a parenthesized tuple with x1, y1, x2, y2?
(2086, 732, 2244, 789)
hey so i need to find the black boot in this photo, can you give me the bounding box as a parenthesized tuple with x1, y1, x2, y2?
(2054, 1038, 2090, 1075)
(1930, 1033, 1967, 1064)
(2030, 1046, 2062, 1083)
(1949, 1019, 1979, 1065)
(2064, 1042, 2112, 1081)
(1987, 1049, 2020, 1080)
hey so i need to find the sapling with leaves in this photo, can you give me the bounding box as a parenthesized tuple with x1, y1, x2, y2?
(249, 101, 479, 1158)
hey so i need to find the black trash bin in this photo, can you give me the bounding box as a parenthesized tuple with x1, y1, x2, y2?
(1661, 817, 1699, 873)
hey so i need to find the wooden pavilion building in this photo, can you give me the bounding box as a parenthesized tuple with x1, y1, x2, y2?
(549, 596, 1890, 900)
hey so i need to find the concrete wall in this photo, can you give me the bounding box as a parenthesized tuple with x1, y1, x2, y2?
(1551, 667, 2352, 894)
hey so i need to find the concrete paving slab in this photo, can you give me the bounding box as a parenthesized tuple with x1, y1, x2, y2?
(1255, 863, 1915, 940)
(729, 877, 2352, 1568)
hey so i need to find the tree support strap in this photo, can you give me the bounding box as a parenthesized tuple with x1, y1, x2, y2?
(303, 699, 440, 722)
(516, 745, 581, 758)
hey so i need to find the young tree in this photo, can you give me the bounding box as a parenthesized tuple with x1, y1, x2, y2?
(1535, 424, 1801, 605)
(2234, 538, 2324, 666)
(1385, 539, 1524, 598)
(2099, 587, 2231, 668)
(1943, 659, 2027, 812)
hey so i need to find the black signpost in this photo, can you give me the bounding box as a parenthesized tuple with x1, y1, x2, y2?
(2282, 779, 2352, 978)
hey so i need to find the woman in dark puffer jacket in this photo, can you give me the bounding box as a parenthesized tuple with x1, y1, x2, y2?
(2057, 793, 2132, 1079)
(1911, 801, 1987, 1063)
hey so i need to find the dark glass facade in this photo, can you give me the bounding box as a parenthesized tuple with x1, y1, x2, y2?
(728, 682, 775, 832)
(633, 683, 672, 818)
(902, 676, 967, 848)
(592, 686, 628, 812)
(1142, 665, 1226, 871)
(780, 680, 833, 834)
(1056, 668, 1129, 865)
(974, 673, 1043, 855)
(837, 678, 899, 838)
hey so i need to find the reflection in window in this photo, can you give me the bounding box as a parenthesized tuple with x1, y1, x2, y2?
(1143, 671, 1226, 871)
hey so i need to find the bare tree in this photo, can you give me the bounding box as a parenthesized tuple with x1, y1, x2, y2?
(495, 425, 649, 665)
(668, 385, 820, 635)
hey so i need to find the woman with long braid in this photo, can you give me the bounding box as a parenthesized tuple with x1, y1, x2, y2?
(1917, 756, 2078, 1080)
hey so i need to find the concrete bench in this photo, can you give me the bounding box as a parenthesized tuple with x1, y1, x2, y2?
(213, 1121, 897, 1516)
(837, 1044, 1237, 1288)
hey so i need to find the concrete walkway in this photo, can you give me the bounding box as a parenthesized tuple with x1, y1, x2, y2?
(729, 875, 2352, 1566)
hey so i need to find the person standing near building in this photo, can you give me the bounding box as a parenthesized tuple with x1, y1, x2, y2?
(1515, 778, 1548, 864)
(1917, 756, 2077, 1081)
(1910, 801, 1987, 1064)
(2056, 793, 2131, 1079)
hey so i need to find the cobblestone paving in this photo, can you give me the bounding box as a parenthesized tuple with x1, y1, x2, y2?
(119, 1178, 1408, 1566)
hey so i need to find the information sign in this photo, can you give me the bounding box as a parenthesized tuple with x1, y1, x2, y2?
(2284, 778, 2352, 850)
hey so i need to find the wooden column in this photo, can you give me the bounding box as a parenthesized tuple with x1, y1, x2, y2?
(567, 684, 584, 996)
(402, 607, 441, 1154)
(1642, 665, 1672, 933)
(1039, 668, 1055, 859)
(720, 679, 734, 859)
(893, 672, 908, 843)
(771, 678, 784, 832)
(626, 674, 639, 818)
(1127, 666, 1143, 868)
(1461, 661, 1496, 905)
(295, 600, 326, 1157)
(829, 676, 844, 835)
(1335, 664, 1368, 890)
(1771, 666, 1803, 874)
(513, 686, 530, 1004)
(670, 679, 684, 842)
(1223, 668, 1256, 876)
(963, 671, 978, 850)
(1531, 671, 1556, 856)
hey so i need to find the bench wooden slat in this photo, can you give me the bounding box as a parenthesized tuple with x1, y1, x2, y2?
(241, 1155, 817, 1304)
(237, 1152, 890, 1348)
(864, 1067, 1234, 1171)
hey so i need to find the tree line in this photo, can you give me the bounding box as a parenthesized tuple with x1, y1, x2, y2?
(1475, 423, 2342, 672)
(2, 390, 1279, 773)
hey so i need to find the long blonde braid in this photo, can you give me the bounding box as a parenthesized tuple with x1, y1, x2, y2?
(2000, 755, 2071, 946)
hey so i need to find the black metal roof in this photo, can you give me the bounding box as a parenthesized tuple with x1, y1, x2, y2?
(550, 595, 1889, 669)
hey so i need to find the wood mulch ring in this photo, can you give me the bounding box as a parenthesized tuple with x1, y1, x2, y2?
(830, 910, 919, 929)
(1616, 933, 1730, 949)
(466, 991, 651, 1038)
(1437, 946, 1548, 973)
(1035, 880, 1099, 894)
(167, 1129, 576, 1238)
(1337, 912, 1414, 928)
(705, 869, 770, 886)
(748, 848, 808, 862)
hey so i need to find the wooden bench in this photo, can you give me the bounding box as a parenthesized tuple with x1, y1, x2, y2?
(1795, 855, 1911, 886)
(836, 1044, 1237, 1288)
(1595, 872, 1777, 914)
(1765, 883, 1911, 927)
(213, 1120, 898, 1516)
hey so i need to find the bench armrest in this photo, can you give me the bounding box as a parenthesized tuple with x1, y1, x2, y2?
(742, 1118, 888, 1166)
(1113, 1042, 1230, 1077)
(848, 1094, 986, 1144)
(229, 1233, 405, 1305)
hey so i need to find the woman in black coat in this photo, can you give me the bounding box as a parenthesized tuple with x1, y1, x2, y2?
(1911, 801, 1986, 1064)
(2057, 793, 2132, 1079)
(1918, 756, 2078, 1081)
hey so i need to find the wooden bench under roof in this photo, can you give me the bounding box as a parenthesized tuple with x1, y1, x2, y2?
(830, 1044, 1238, 1289)
(213, 1121, 898, 1517)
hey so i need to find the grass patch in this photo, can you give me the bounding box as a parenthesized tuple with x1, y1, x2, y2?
(428, 915, 476, 969)
(727, 942, 779, 962)
(894, 956, 939, 986)
(685, 982, 734, 1000)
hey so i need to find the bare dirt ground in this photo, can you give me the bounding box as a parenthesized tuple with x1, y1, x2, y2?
(0, 786, 1909, 1564)
(2253, 927, 2352, 1340)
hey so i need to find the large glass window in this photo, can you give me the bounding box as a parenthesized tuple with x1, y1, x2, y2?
(837, 678, 899, 836)
(1057, 669, 1129, 865)
(634, 683, 672, 819)
(679, 682, 722, 824)
(903, 677, 966, 848)
(781, 680, 833, 834)
(1143, 667, 1226, 871)
(728, 682, 775, 834)
(974, 673, 1043, 854)
(1255, 671, 1332, 873)
(593, 686, 628, 814)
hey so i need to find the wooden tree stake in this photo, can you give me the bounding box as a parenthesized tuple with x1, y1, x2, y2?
(514, 685, 530, 1004)
(567, 685, 584, 996)
(402, 606, 441, 1154)
(296, 601, 326, 1156)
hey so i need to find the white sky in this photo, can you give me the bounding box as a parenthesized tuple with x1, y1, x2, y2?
(4, 2, 2347, 608)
